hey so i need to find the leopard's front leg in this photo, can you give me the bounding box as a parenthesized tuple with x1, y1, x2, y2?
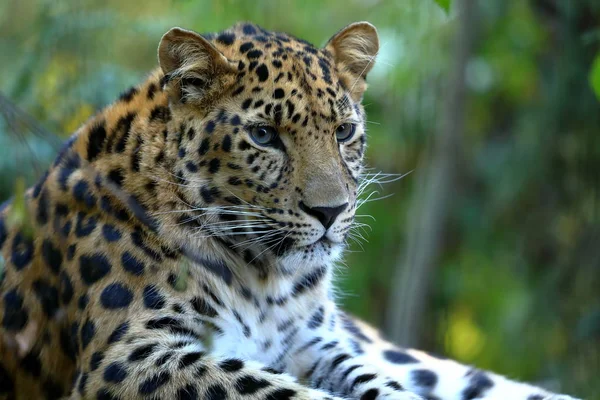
(282, 300, 423, 400)
(326, 314, 582, 400)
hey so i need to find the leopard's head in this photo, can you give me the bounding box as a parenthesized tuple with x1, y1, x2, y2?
(158, 22, 379, 266)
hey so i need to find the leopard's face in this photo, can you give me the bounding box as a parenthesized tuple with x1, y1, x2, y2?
(160, 23, 378, 263)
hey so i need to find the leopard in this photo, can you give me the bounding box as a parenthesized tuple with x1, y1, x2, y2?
(0, 21, 582, 400)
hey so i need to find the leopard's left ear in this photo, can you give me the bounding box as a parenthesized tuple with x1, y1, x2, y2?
(325, 22, 379, 100)
(158, 27, 237, 106)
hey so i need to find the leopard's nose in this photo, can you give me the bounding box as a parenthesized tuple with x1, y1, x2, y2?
(299, 202, 348, 229)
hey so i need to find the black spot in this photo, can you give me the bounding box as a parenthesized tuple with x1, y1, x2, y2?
(292, 266, 327, 296)
(236, 375, 271, 394)
(230, 115, 241, 126)
(176, 384, 198, 400)
(36, 189, 49, 225)
(143, 285, 166, 310)
(129, 343, 157, 362)
(131, 137, 143, 172)
(186, 161, 198, 173)
(187, 255, 232, 285)
(57, 151, 81, 190)
(147, 83, 157, 100)
(73, 180, 96, 208)
(42, 239, 62, 275)
(264, 388, 296, 400)
(350, 374, 377, 391)
(90, 352, 104, 371)
(20, 351, 42, 377)
(198, 138, 210, 157)
(240, 42, 254, 53)
(32, 279, 59, 317)
(130, 229, 162, 260)
(241, 98, 252, 109)
(119, 86, 138, 102)
(75, 212, 97, 237)
(2, 289, 28, 331)
(386, 381, 404, 391)
(247, 49, 263, 59)
(11, 233, 34, 270)
(462, 370, 494, 400)
(358, 388, 379, 400)
(149, 105, 171, 123)
(191, 297, 218, 318)
(273, 88, 285, 99)
(107, 321, 129, 344)
(412, 369, 438, 389)
(79, 254, 111, 285)
(187, 127, 196, 140)
(81, 319, 96, 349)
(102, 224, 122, 242)
(205, 384, 227, 400)
(156, 352, 176, 368)
(200, 186, 220, 204)
(78, 372, 88, 394)
(242, 24, 257, 35)
(0, 363, 14, 394)
(60, 271, 74, 304)
(100, 283, 134, 309)
(232, 86, 245, 96)
(139, 372, 171, 395)
(228, 177, 242, 186)
(87, 121, 107, 161)
(103, 362, 128, 383)
(219, 358, 244, 372)
(205, 120, 216, 134)
(78, 294, 89, 310)
(208, 158, 220, 174)
(178, 351, 204, 369)
(121, 251, 145, 276)
(307, 306, 325, 329)
(383, 350, 419, 364)
(114, 112, 136, 153)
(256, 64, 269, 82)
(217, 32, 235, 46)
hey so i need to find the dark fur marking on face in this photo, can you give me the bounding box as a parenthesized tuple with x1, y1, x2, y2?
(256, 64, 269, 82)
(217, 32, 236, 46)
(240, 42, 254, 53)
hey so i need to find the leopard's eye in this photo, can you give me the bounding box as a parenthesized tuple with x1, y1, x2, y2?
(249, 126, 277, 146)
(335, 123, 356, 143)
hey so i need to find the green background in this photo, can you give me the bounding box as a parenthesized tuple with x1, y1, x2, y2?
(1, 0, 599, 398)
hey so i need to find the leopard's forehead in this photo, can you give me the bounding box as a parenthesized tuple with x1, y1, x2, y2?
(209, 24, 345, 92)
(207, 22, 330, 63)
(199, 23, 357, 129)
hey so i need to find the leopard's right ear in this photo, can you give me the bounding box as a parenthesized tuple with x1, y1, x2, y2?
(158, 27, 236, 105)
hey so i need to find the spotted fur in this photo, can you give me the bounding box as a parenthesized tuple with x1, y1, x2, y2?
(0, 22, 580, 400)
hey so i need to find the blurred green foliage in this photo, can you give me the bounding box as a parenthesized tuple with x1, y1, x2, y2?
(1, 0, 599, 398)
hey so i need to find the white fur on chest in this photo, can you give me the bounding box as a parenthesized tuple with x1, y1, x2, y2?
(209, 282, 325, 366)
